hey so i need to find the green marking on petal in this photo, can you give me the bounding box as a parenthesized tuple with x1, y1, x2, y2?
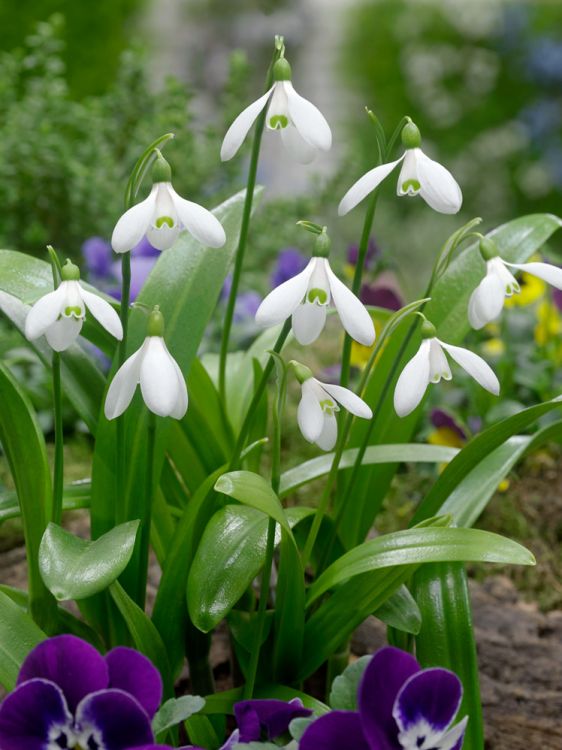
(307, 287, 328, 304)
(319, 398, 338, 415)
(64, 306, 83, 317)
(269, 114, 289, 129)
(155, 215, 175, 229)
(401, 179, 421, 192)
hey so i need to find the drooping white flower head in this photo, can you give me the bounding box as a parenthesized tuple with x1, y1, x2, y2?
(25, 260, 123, 352)
(394, 318, 499, 418)
(111, 154, 226, 254)
(220, 57, 332, 164)
(104, 307, 187, 420)
(256, 229, 375, 347)
(468, 236, 562, 330)
(292, 361, 372, 451)
(339, 121, 462, 216)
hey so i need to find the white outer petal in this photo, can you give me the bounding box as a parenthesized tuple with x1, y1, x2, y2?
(315, 413, 338, 451)
(440, 341, 500, 395)
(169, 186, 226, 248)
(467, 272, 505, 330)
(111, 187, 157, 253)
(80, 287, 123, 340)
(45, 317, 83, 351)
(220, 86, 274, 161)
(280, 123, 317, 164)
(393, 339, 431, 418)
(504, 260, 562, 290)
(104, 341, 148, 420)
(139, 337, 184, 417)
(297, 379, 324, 443)
(416, 150, 463, 214)
(163, 341, 188, 419)
(255, 258, 316, 327)
(292, 303, 327, 345)
(25, 286, 66, 340)
(325, 262, 375, 346)
(338, 155, 405, 216)
(319, 381, 372, 419)
(284, 81, 332, 152)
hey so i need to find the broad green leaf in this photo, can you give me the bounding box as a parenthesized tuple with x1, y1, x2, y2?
(329, 655, 371, 710)
(374, 584, 421, 635)
(153, 695, 206, 736)
(0, 361, 56, 628)
(215, 470, 291, 531)
(273, 528, 305, 683)
(0, 590, 46, 690)
(414, 563, 483, 750)
(39, 521, 139, 600)
(307, 527, 535, 605)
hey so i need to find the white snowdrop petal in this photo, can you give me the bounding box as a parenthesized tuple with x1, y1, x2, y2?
(139, 337, 182, 417)
(416, 151, 462, 214)
(255, 258, 316, 327)
(428, 338, 452, 383)
(396, 149, 420, 195)
(320, 382, 372, 419)
(165, 342, 188, 419)
(505, 261, 562, 290)
(220, 86, 274, 161)
(25, 286, 66, 340)
(393, 339, 431, 418)
(280, 123, 317, 164)
(111, 188, 157, 253)
(338, 156, 404, 216)
(467, 273, 505, 330)
(315, 413, 338, 451)
(80, 287, 123, 341)
(297, 380, 324, 443)
(284, 82, 332, 152)
(146, 221, 181, 251)
(104, 344, 146, 420)
(45, 317, 83, 352)
(169, 188, 226, 248)
(440, 341, 500, 395)
(291, 303, 327, 345)
(325, 263, 375, 346)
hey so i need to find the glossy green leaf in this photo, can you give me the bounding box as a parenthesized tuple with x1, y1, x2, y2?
(153, 695, 206, 736)
(0, 590, 46, 690)
(39, 521, 139, 601)
(374, 584, 421, 635)
(215, 470, 291, 531)
(329, 655, 370, 710)
(273, 528, 305, 683)
(307, 527, 535, 605)
(414, 563, 483, 750)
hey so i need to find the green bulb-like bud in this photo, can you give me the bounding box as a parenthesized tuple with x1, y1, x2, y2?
(273, 57, 292, 82)
(289, 360, 313, 384)
(479, 237, 499, 261)
(147, 305, 165, 337)
(152, 154, 172, 184)
(420, 318, 437, 339)
(61, 259, 80, 281)
(401, 121, 422, 149)
(313, 229, 331, 258)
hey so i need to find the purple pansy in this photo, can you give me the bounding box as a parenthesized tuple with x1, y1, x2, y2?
(430, 409, 466, 441)
(82, 237, 113, 279)
(271, 248, 308, 289)
(360, 283, 403, 311)
(347, 239, 379, 269)
(300, 647, 467, 750)
(0, 635, 176, 750)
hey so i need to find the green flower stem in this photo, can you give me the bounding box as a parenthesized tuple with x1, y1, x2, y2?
(218, 45, 281, 405)
(52, 352, 64, 525)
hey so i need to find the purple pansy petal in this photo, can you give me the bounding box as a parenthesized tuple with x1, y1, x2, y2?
(17, 635, 108, 713)
(76, 689, 154, 750)
(430, 409, 466, 440)
(234, 291, 262, 322)
(393, 668, 463, 735)
(358, 646, 420, 749)
(234, 698, 312, 741)
(112, 256, 157, 302)
(132, 236, 159, 258)
(271, 248, 308, 288)
(105, 647, 162, 719)
(347, 239, 379, 268)
(300, 711, 370, 750)
(359, 284, 402, 311)
(0, 678, 72, 750)
(82, 237, 113, 277)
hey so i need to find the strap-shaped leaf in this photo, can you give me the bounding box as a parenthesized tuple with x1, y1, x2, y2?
(0, 590, 46, 690)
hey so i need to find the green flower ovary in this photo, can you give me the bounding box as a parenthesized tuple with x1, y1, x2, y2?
(269, 114, 289, 129)
(155, 215, 175, 229)
(307, 287, 328, 304)
(319, 398, 338, 415)
(401, 178, 421, 192)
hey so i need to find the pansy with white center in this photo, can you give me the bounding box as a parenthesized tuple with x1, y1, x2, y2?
(104, 306, 187, 420)
(292, 361, 372, 451)
(394, 318, 499, 418)
(255, 228, 375, 346)
(220, 56, 332, 164)
(25, 259, 123, 352)
(111, 153, 226, 253)
(468, 236, 562, 330)
(339, 120, 462, 216)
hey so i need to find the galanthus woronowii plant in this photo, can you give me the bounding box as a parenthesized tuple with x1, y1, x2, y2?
(0, 32, 558, 750)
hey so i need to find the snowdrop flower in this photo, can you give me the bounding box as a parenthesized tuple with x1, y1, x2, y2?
(111, 154, 226, 253)
(220, 57, 332, 164)
(292, 361, 372, 451)
(256, 230, 375, 346)
(394, 318, 499, 418)
(104, 306, 187, 420)
(339, 121, 462, 216)
(468, 236, 562, 329)
(25, 260, 123, 352)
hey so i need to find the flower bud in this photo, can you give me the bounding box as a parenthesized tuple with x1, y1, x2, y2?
(401, 121, 422, 150)
(147, 305, 165, 337)
(61, 259, 80, 281)
(289, 360, 313, 384)
(479, 237, 499, 261)
(273, 57, 292, 82)
(152, 154, 172, 184)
